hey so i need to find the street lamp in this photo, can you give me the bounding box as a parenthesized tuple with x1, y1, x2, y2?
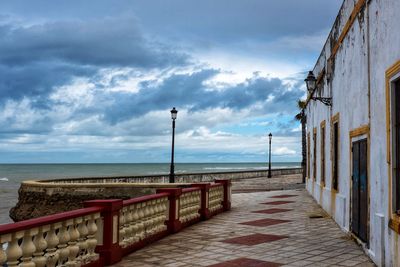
(169, 107, 178, 183)
(268, 133, 272, 178)
(305, 71, 317, 93)
(305, 70, 332, 106)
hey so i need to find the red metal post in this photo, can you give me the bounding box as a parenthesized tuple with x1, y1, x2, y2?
(215, 180, 232, 211)
(84, 199, 123, 266)
(156, 188, 182, 233)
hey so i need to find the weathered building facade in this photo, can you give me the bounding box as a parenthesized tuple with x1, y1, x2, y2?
(304, 0, 400, 266)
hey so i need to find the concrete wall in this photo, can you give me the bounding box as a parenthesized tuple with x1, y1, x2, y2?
(305, 0, 400, 266)
(11, 168, 301, 222)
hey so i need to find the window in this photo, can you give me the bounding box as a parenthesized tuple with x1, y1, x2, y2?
(386, 60, 400, 232)
(313, 128, 317, 180)
(395, 79, 400, 212)
(332, 121, 339, 191)
(307, 133, 310, 179)
(320, 121, 326, 186)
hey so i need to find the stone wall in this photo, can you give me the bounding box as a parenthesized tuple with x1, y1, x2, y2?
(11, 168, 301, 221)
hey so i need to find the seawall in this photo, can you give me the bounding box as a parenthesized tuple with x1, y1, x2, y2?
(11, 168, 301, 221)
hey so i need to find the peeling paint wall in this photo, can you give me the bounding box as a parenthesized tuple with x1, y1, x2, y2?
(305, 0, 400, 266)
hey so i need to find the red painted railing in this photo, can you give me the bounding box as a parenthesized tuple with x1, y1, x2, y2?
(0, 180, 231, 267)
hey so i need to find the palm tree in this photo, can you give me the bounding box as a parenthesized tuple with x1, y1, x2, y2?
(295, 100, 307, 183)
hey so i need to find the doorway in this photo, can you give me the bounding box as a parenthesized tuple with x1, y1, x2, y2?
(351, 138, 368, 244)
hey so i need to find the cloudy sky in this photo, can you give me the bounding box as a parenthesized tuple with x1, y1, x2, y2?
(0, 0, 342, 163)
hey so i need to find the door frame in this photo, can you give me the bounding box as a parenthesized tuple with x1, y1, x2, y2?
(349, 125, 370, 246)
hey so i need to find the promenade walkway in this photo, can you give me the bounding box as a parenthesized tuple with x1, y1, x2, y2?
(114, 188, 375, 267)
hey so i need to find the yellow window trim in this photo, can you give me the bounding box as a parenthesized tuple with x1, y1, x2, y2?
(348, 125, 370, 235)
(386, 60, 400, 234)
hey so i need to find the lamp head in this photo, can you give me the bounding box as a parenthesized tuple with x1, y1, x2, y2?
(170, 107, 178, 120)
(305, 71, 317, 92)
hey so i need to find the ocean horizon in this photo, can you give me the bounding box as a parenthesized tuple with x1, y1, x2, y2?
(0, 162, 300, 224)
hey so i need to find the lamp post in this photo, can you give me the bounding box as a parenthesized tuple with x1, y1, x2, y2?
(169, 107, 178, 183)
(268, 133, 272, 178)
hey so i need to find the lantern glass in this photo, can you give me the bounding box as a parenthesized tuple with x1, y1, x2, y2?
(269, 133, 272, 140)
(305, 71, 316, 91)
(170, 107, 178, 120)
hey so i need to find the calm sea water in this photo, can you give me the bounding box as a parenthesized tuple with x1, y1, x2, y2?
(0, 162, 300, 224)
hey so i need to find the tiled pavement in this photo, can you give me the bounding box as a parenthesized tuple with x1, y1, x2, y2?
(114, 189, 375, 267)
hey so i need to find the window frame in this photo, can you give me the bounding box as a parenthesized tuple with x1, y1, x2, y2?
(331, 113, 340, 192)
(385, 60, 400, 233)
(313, 128, 317, 181)
(307, 133, 311, 179)
(320, 121, 326, 187)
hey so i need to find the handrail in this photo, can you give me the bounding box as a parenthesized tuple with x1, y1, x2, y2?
(122, 192, 169, 206)
(0, 206, 102, 235)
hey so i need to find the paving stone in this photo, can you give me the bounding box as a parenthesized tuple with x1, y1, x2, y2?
(252, 208, 293, 214)
(221, 233, 288, 246)
(239, 218, 291, 227)
(112, 189, 375, 267)
(261, 201, 295, 205)
(207, 258, 283, 267)
(269, 194, 298, 198)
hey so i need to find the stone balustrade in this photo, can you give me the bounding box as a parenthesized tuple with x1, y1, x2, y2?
(119, 193, 169, 249)
(179, 188, 201, 224)
(0, 207, 102, 267)
(1, 179, 231, 267)
(209, 184, 224, 214)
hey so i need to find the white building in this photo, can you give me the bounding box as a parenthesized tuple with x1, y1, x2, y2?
(304, 0, 400, 266)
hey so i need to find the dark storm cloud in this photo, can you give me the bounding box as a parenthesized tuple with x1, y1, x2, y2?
(0, 0, 343, 42)
(0, 17, 188, 68)
(0, 62, 96, 104)
(103, 69, 304, 124)
(0, 17, 188, 102)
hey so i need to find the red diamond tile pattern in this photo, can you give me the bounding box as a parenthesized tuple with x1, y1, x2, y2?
(221, 233, 288, 246)
(270, 194, 298, 198)
(207, 258, 283, 267)
(252, 208, 293, 214)
(240, 218, 291, 227)
(261, 201, 294, 205)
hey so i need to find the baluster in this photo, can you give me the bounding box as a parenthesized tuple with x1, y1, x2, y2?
(180, 195, 185, 222)
(77, 216, 89, 264)
(66, 219, 80, 267)
(45, 223, 61, 267)
(137, 203, 145, 239)
(33, 225, 49, 267)
(131, 205, 139, 242)
(86, 213, 99, 262)
(148, 200, 156, 234)
(162, 198, 168, 231)
(124, 206, 133, 245)
(143, 202, 150, 236)
(155, 199, 162, 232)
(119, 208, 126, 247)
(0, 235, 8, 266)
(20, 228, 38, 267)
(58, 220, 72, 266)
(6, 231, 24, 267)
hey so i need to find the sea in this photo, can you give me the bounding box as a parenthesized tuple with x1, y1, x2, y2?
(0, 162, 300, 225)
